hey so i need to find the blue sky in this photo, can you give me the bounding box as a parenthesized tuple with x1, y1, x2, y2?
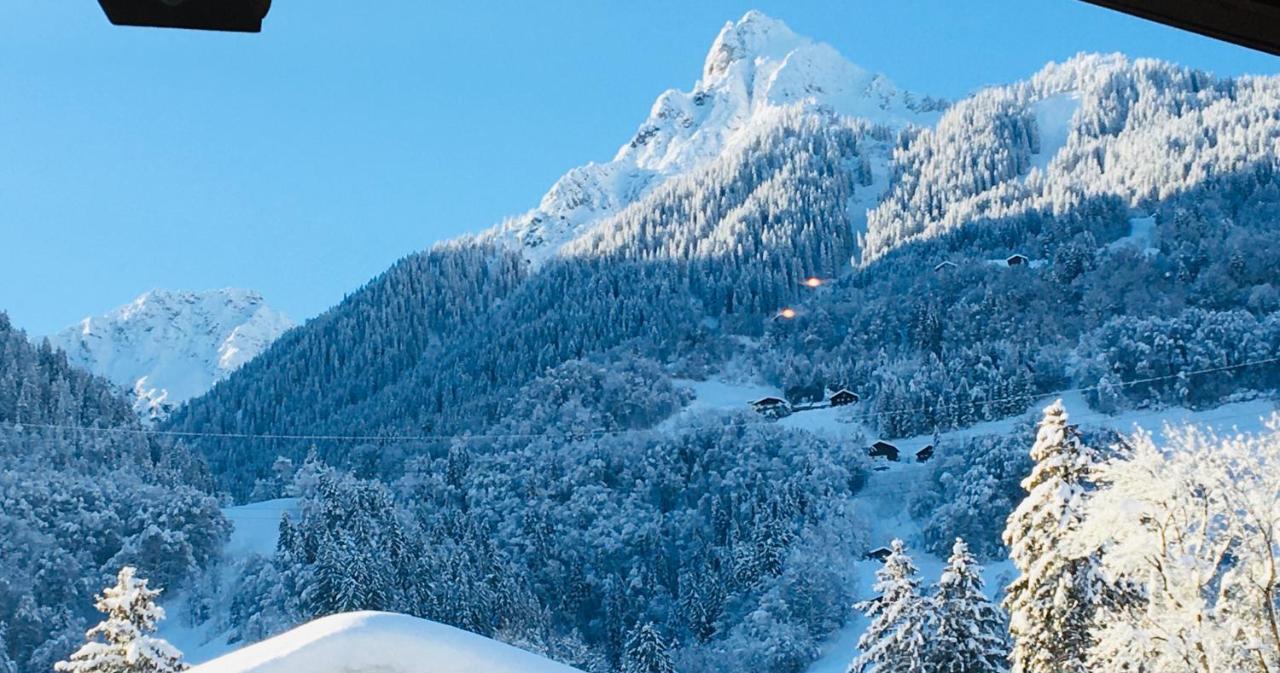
(2, 1, 1276, 334)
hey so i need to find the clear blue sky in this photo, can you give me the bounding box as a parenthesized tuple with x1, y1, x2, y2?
(2, 1, 1275, 335)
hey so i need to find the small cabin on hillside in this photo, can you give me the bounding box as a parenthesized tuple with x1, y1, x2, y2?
(829, 389, 860, 407)
(750, 396, 791, 419)
(869, 441, 900, 461)
(933, 260, 957, 272)
(915, 445, 935, 462)
(865, 546, 894, 562)
(1006, 253, 1030, 267)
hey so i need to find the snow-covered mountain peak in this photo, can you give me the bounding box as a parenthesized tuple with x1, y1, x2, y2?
(701, 10, 805, 81)
(476, 11, 941, 265)
(49, 288, 293, 420)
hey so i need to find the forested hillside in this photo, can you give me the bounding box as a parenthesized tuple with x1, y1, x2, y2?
(171, 47, 1280, 491)
(0, 314, 227, 673)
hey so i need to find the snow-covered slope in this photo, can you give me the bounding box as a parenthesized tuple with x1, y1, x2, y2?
(49, 289, 293, 420)
(664, 375, 1279, 673)
(188, 612, 582, 673)
(477, 10, 942, 264)
(160, 498, 299, 664)
(860, 53, 1280, 261)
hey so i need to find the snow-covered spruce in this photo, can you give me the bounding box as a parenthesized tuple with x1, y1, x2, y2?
(1001, 401, 1103, 673)
(622, 623, 676, 673)
(927, 539, 1009, 673)
(851, 539, 929, 673)
(0, 623, 16, 673)
(1075, 419, 1280, 672)
(56, 567, 186, 673)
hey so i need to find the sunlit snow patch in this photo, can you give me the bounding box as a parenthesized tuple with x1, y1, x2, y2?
(1029, 91, 1081, 173)
(1107, 215, 1159, 257)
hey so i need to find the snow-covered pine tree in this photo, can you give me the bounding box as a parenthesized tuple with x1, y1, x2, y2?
(55, 566, 186, 673)
(851, 539, 929, 673)
(928, 538, 1009, 673)
(1078, 421, 1280, 672)
(1002, 401, 1101, 673)
(622, 622, 676, 673)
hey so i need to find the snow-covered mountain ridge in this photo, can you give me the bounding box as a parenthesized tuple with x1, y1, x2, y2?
(476, 10, 943, 264)
(472, 10, 1280, 273)
(48, 289, 293, 420)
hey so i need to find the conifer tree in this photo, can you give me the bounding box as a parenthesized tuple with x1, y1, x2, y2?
(928, 538, 1009, 673)
(55, 567, 186, 673)
(1002, 401, 1101, 673)
(851, 539, 928, 673)
(622, 622, 676, 673)
(0, 622, 16, 673)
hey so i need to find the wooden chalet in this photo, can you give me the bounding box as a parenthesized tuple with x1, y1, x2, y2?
(865, 546, 893, 561)
(869, 441, 900, 461)
(915, 445, 935, 462)
(750, 396, 791, 418)
(829, 389, 860, 406)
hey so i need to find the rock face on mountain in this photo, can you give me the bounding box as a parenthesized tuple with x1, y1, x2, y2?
(49, 289, 292, 419)
(479, 10, 942, 264)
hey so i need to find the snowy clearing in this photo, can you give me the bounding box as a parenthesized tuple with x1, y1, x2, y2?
(222, 497, 299, 558)
(1106, 214, 1158, 256)
(1029, 91, 1080, 173)
(160, 498, 298, 664)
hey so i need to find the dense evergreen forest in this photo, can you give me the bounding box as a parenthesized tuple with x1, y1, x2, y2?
(0, 315, 226, 673)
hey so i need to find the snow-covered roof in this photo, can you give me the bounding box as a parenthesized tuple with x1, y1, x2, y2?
(188, 612, 582, 673)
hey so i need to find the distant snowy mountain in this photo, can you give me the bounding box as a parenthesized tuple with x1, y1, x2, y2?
(188, 612, 582, 673)
(478, 10, 944, 264)
(49, 289, 293, 420)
